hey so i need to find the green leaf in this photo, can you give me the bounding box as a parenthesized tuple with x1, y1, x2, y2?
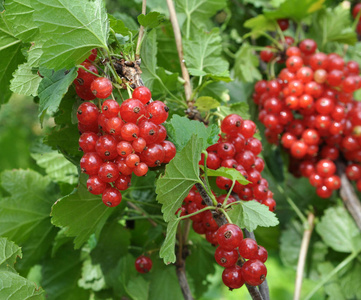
(316, 206, 361, 253)
(309, 5, 357, 50)
(10, 42, 43, 96)
(3, 0, 38, 42)
(78, 259, 106, 292)
(140, 29, 159, 90)
(31, 151, 78, 185)
(126, 276, 150, 300)
(156, 135, 203, 222)
(228, 201, 279, 232)
(264, 0, 325, 21)
(205, 167, 250, 185)
(218, 102, 251, 120)
(0, 170, 58, 270)
(194, 96, 220, 112)
(41, 242, 89, 300)
(339, 258, 361, 299)
(234, 43, 262, 83)
(138, 12, 164, 29)
(244, 15, 277, 37)
(31, 0, 109, 69)
(0, 15, 26, 105)
(159, 217, 180, 264)
(318, 262, 346, 300)
(175, 0, 227, 34)
(37, 68, 78, 123)
(183, 28, 229, 79)
(109, 14, 131, 36)
(164, 114, 219, 152)
(0, 237, 44, 299)
(51, 173, 114, 249)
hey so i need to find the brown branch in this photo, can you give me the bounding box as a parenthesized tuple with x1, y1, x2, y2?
(166, 0, 192, 103)
(294, 212, 315, 300)
(135, 0, 147, 59)
(337, 161, 361, 231)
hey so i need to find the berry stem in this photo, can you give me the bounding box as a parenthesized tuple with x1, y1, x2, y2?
(76, 65, 101, 77)
(166, 0, 192, 103)
(135, 0, 147, 59)
(294, 211, 315, 300)
(304, 251, 359, 300)
(177, 205, 215, 221)
(218, 208, 232, 224)
(222, 180, 236, 207)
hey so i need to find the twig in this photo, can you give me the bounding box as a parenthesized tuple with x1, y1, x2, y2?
(166, 0, 192, 102)
(337, 161, 361, 231)
(135, 0, 147, 58)
(294, 212, 315, 300)
(244, 229, 270, 300)
(127, 202, 158, 227)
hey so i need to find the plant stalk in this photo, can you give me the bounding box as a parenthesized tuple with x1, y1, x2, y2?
(135, 0, 147, 58)
(293, 212, 315, 300)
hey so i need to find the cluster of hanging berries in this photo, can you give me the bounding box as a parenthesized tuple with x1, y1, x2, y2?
(203, 114, 276, 211)
(75, 50, 176, 207)
(254, 38, 361, 198)
(176, 115, 271, 290)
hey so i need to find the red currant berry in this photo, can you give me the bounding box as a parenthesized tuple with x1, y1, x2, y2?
(77, 102, 99, 125)
(101, 99, 120, 118)
(135, 255, 152, 273)
(79, 132, 98, 152)
(90, 77, 113, 99)
(120, 98, 146, 123)
(80, 152, 102, 175)
(96, 134, 118, 160)
(239, 238, 258, 259)
(87, 175, 109, 195)
(132, 86, 152, 104)
(222, 265, 245, 290)
(140, 143, 165, 167)
(217, 224, 243, 251)
(316, 159, 336, 177)
(161, 141, 177, 163)
(133, 162, 149, 176)
(146, 101, 169, 124)
(241, 259, 267, 286)
(102, 187, 122, 207)
(254, 245, 268, 263)
(214, 247, 239, 268)
(114, 174, 131, 190)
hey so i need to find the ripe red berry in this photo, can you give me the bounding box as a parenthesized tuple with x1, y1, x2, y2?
(316, 159, 336, 177)
(102, 99, 120, 118)
(140, 143, 165, 167)
(222, 265, 245, 290)
(239, 238, 258, 259)
(132, 86, 152, 104)
(87, 175, 109, 195)
(214, 247, 239, 268)
(146, 101, 169, 124)
(221, 114, 243, 135)
(241, 259, 267, 286)
(96, 134, 118, 160)
(102, 187, 122, 207)
(277, 18, 289, 31)
(90, 77, 113, 99)
(75, 62, 98, 87)
(161, 141, 177, 163)
(135, 255, 153, 273)
(98, 162, 119, 183)
(217, 224, 243, 251)
(80, 152, 103, 175)
(77, 102, 99, 125)
(254, 245, 268, 263)
(120, 98, 146, 123)
(79, 132, 98, 152)
(133, 162, 149, 176)
(114, 175, 131, 190)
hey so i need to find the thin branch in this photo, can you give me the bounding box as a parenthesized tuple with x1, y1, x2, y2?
(127, 202, 158, 227)
(294, 212, 315, 300)
(135, 0, 147, 58)
(337, 161, 361, 231)
(166, 0, 192, 102)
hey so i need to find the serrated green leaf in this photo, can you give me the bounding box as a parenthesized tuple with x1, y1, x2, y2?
(42, 242, 89, 300)
(156, 136, 203, 222)
(152, 67, 182, 98)
(228, 201, 279, 232)
(183, 28, 229, 80)
(159, 217, 180, 264)
(244, 15, 277, 37)
(31, 151, 78, 185)
(205, 167, 250, 185)
(234, 43, 262, 83)
(316, 206, 361, 253)
(10, 42, 43, 96)
(138, 12, 164, 29)
(0, 170, 58, 270)
(109, 14, 131, 36)
(339, 258, 361, 299)
(37, 68, 77, 123)
(176, 0, 227, 35)
(0, 239, 44, 300)
(0, 15, 26, 105)
(218, 102, 250, 120)
(31, 0, 109, 70)
(51, 173, 114, 249)
(3, 0, 38, 42)
(164, 114, 219, 152)
(264, 0, 325, 21)
(318, 262, 346, 300)
(309, 5, 357, 50)
(194, 96, 220, 112)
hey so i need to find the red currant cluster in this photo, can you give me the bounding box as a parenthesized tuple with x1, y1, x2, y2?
(202, 114, 276, 211)
(217, 224, 268, 289)
(254, 38, 361, 197)
(75, 58, 176, 207)
(135, 255, 153, 273)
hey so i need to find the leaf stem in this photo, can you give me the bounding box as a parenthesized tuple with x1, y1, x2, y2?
(135, 0, 147, 58)
(166, 0, 192, 103)
(304, 251, 359, 300)
(177, 205, 215, 221)
(277, 185, 307, 224)
(223, 180, 236, 207)
(218, 208, 232, 224)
